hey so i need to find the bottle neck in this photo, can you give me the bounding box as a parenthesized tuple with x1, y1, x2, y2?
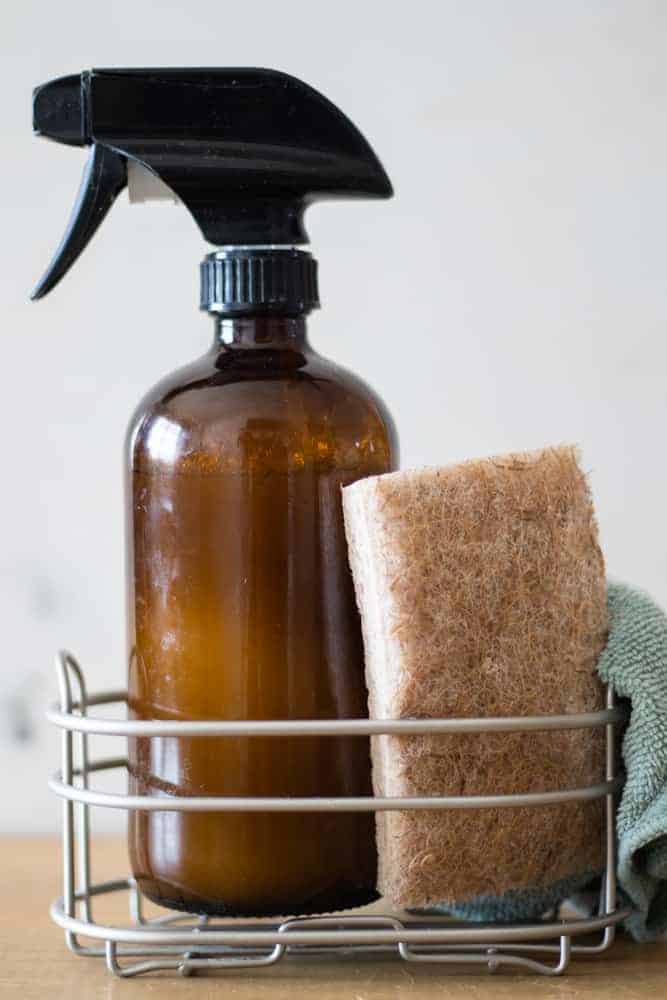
(213, 315, 309, 350)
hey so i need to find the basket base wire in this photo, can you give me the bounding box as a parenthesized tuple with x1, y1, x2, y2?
(49, 650, 628, 979)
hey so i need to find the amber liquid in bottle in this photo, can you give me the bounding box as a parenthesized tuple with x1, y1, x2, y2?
(126, 315, 397, 915)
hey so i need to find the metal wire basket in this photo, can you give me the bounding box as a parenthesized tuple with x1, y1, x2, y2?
(47, 650, 629, 979)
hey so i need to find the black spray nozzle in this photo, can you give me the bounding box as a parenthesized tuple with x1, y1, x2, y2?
(33, 73, 87, 146)
(31, 68, 393, 299)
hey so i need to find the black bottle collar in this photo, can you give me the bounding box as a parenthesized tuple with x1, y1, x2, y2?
(200, 247, 319, 316)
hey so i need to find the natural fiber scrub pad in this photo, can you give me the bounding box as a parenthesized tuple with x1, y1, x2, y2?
(342, 445, 608, 908)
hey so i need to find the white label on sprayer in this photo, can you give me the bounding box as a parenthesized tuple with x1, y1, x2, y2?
(127, 160, 180, 204)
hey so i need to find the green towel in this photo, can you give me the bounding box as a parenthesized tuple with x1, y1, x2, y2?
(596, 581, 667, 940)
(432, 581, 667, 941)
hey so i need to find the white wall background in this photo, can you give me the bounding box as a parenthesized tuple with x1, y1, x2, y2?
(1, 1, 665, 832)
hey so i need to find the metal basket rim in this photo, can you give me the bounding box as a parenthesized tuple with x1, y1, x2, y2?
(46, 689, 627, 738)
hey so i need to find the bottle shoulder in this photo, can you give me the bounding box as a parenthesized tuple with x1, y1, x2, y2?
(127, 348, 398, 474)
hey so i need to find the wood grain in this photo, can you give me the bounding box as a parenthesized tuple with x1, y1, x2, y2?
(0, 836, 665, 998)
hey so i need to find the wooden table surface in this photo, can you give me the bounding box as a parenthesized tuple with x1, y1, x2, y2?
(1, 836, 666, 999)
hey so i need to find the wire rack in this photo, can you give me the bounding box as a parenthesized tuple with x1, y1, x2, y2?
(47, 650, 630, 979)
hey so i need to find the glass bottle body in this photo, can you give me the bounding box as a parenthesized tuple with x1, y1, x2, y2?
(126, 316, 398, 915)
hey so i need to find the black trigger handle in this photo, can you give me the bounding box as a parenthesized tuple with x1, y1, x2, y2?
(31, 144, 127, 300)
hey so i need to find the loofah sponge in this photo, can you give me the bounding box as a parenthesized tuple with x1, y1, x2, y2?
(342, 445, 608, 908)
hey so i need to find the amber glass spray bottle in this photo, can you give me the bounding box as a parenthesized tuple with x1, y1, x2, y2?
(31, 68, 397, 915)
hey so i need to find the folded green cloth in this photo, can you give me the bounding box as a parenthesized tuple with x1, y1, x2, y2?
(597, 581, 667, 940)
(432, 581, 667, 941)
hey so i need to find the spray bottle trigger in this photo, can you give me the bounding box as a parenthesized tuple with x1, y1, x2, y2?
(31, 144, 127, 300)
